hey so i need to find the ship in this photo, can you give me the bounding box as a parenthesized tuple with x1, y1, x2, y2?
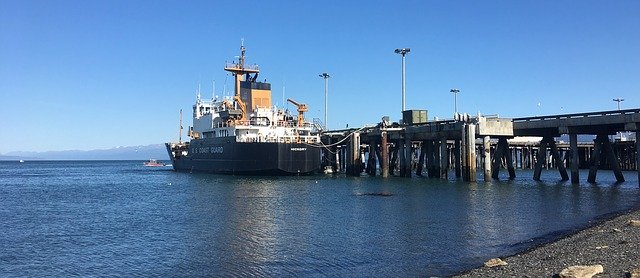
(165, 44, 322, 175)
(143, 159, 166, 167)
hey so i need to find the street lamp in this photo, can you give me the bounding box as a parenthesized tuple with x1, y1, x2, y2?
(450, 88, 460, 115)
(613, 98, 624, 110)
(394, 48, 410, 112)
(319, 73, 330, 130)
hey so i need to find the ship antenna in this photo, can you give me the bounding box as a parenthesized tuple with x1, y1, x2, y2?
(239, 38, 245, 68)
(179, 109, 183, 144)
(212, 79, 216, 100)
(223, 74, 228, 97)
(197, 83, 201, 100)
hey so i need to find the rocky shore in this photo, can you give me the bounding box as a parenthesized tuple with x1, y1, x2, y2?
(454, 208, 640, 277)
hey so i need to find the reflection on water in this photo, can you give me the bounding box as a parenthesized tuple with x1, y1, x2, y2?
(1, 161, 639, 277)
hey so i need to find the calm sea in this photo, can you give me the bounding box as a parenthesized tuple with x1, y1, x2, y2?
(1, 160, 639, 277)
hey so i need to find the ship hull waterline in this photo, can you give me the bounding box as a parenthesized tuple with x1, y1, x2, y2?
(166, 139, 322, 175)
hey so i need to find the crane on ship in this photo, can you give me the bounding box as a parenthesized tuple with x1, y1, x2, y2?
(287, 98, 308, 127)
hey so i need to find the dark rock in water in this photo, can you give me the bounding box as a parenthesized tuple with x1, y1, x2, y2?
(356, 192, 394, 197)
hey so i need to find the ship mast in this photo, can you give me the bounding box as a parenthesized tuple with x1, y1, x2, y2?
(224, 40, 259, 123)
(179, 109, 183, 144)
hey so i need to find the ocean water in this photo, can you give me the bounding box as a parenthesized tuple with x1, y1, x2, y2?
(1, 160, 639, 277)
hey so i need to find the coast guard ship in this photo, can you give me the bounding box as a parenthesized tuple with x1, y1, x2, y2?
(166, 44, 321, 175)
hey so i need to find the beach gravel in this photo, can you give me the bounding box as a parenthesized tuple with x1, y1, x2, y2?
(455, 209, 640, 277)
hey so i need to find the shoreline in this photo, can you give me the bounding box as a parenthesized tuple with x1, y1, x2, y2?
(454, 208, 640, 277)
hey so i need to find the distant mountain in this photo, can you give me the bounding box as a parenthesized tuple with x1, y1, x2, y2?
(0, 144, 168, 160)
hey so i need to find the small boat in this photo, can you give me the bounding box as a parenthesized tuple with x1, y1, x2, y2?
(144, 159, 166, 167)
(19, 160, 24, 163)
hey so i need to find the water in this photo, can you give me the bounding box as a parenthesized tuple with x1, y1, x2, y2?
(1, 161, 639, 277)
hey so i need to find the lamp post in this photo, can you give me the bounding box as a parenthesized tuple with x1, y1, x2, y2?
(450, 88, 460, 115)
(394, 48, 410, 112)
(319, 73, 330, 130)
(613, 98, 624, 110)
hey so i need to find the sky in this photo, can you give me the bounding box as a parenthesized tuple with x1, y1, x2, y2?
(1, 1, 639, 152)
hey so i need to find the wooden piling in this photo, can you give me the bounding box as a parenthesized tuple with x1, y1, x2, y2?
(483, 136, 492, 181)
(501, 138, 516, 179)
(440, 138, 448, 179)
(381, 131, 389, 178)
(549, 138, 569, 181)
(637, 131, 640, 186)
(399, 138, 407, 177)
(603, 136, 625, 182)
(346, 132, 361, 176)
(587, 134, 605, 183)
(366, 143, 377, 176)
(533, 138, 548, 181)
(570, 134, 579, 184)
(454, 140, 461, 178)
(405, 137, 413, 177)
(462, 124, 477, 182)
(334, 146, 340, 173)
(416, 141, 426, 176)
(491, 137, 504, 180)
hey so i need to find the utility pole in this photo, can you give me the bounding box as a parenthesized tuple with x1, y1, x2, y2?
(394, 48, 410, 112)
(319, 73, 330, 130)
(450, 88, 460, 116)
(613, 98, 624, 110)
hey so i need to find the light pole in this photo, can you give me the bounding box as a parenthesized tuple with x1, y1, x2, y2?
(613, 98, 624, 110)
(319, 73, 330, 130)
(450, 88, 460, 115)
(394, 48, 410, 112)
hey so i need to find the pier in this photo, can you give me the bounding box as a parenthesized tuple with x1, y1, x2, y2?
(319, 108, 640, 185)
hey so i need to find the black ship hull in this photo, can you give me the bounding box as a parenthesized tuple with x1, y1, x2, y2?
(166, 138, 321, 175)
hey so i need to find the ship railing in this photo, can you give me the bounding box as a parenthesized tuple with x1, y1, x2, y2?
(224, 63, 260, 71)
(275, 121, 314, 128)
(276, 135, 320, 144)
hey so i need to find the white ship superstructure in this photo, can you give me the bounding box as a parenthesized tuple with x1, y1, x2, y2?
(190, 95, 320, 144)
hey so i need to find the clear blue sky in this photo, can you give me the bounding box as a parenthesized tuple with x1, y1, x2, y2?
(1, 1, 639, 152)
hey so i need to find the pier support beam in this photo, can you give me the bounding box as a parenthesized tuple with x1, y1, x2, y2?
(491, 138, 516, 180)
(440, 138, 449, 179)
(570, 134, 579, 184)
(462, 124, 477, 182)
(603, 135, 625, 183)
(404, 137, 413, 177)
(454, 140, 461, 178)
(399, 139, 407, 177)
(533, 138, 548, 181)
(587, 135, 604, 183)
(549, 138, 569, 181)
(381, 131, 389, 178)
(334, 146, 340, 173)
(346, 132, 361, 176)
(483, 136, 492, 181)
(533, 137, 567, 181)
(587, 134, 624, 183)
(416, 141, 426, 176)
(504, 138, 516, 179)
(425, 140, 435, 178)
(637, 130, 640, 186)
(390, 144, 398, 175)
(366, 143, 377, 176)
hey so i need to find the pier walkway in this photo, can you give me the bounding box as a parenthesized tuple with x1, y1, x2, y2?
(319, 109, 640, 185)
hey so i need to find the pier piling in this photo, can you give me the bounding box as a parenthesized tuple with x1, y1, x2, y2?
(570, 134, 579, 183)
(440, 138, 448, 179)
(483, 136, 492, 181)
(381, 131, 389, 178)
